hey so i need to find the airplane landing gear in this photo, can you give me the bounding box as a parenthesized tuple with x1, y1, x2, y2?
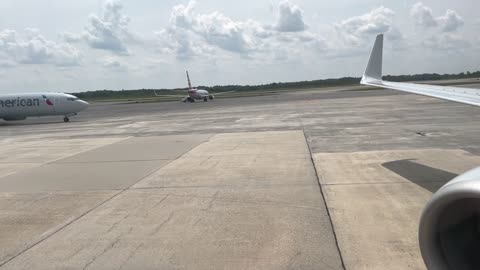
(63, 113, 76, 123)
(203, 97, 208, 102)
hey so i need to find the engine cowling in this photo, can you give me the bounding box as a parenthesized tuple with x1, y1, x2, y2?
(419, 167, 480, 270)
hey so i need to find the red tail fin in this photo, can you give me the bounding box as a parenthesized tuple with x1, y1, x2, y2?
(186, 70, 192, 90)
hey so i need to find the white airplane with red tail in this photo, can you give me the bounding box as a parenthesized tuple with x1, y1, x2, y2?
(155, 71, 234, 103)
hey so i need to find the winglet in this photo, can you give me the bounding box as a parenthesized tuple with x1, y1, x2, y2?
(361, 34, 384, 84)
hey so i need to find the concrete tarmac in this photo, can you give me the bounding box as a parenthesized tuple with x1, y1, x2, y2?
(0, 84, 480, 269)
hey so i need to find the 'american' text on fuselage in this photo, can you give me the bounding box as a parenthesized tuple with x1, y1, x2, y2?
(0, 98, 40, 108)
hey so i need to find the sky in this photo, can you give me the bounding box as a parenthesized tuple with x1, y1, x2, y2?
(0, 0, 479, 93)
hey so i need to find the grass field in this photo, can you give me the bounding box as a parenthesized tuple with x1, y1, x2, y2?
(86, 85, 371, 104)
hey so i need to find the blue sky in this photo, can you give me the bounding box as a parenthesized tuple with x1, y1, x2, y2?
(0, 0, 478, 93)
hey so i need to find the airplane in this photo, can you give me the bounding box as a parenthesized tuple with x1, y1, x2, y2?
(363, 34, 480, 270)
(0, 92, 89, 122)
(154, 71, 235, 103)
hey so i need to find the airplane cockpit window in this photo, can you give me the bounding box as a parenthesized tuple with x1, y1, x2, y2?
(67, 98, 75, 101)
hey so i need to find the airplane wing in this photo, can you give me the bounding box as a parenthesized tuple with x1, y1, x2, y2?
(211, 90, 237, 96)
(361, 34, 480, 107)
(153, 90, 185, 98)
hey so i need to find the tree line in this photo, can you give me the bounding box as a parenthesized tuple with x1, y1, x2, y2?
(73, 71, 480, 100)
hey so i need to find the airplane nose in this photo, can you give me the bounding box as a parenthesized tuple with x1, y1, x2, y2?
(78, 100, 89, 111)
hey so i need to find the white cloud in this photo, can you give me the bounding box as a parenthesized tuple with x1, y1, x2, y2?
(0, 29, 16, 45)
(423, 33, 470, 51)
(155, 28, 212, 60)
(438, 10, 464, 32)
(103, 57, 127, 71)
(169, 1, 254, 54)
(170, 0, 196, 29)
(410, 3, 464, 32)
(192, 13, 253, 53)
(334, 6, 396, 47)
(82, 0, 133, 54)
(61, 32, 83, 43)
(338, 6, 394, 35)
(0, 28, 82, 66)
(103, 57, 121, 68)
(278, 31, 326, 52)
(410, 3, 467, 51)
(410, 2, 438, 28)
(386, 26, 403, 41)
(0, 59, 16, 68)
(274, 0, 307, 32)
(158, 0, 323, 60)
(1, 0, 479, 93)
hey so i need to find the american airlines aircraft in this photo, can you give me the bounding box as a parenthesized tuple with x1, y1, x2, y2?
(155, 71, 234, 102)
(363, 34, 480, 270)
(0, 92, 89, 122)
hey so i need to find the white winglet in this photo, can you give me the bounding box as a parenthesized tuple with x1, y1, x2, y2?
(362, 33, 383, 83)
(361, 34, 480, 107)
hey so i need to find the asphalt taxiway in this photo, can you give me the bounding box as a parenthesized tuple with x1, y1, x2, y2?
(0, 84, 479, 269)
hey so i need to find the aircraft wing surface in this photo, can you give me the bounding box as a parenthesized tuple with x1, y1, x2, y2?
(211, 90, 237, 96)
(153, 90, 186, 97)
(361, 34, 480, 107)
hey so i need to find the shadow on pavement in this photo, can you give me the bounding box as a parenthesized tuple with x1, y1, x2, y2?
(382, 159, 458, 193)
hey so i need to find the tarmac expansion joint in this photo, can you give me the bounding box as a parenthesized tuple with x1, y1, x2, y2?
(301, 128, 347, 270)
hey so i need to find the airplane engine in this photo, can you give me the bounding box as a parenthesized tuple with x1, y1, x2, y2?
(419, 167, 480, 270)
(209, 95, 214, 100)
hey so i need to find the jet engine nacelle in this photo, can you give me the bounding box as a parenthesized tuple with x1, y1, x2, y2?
(419, 167, 480, 270)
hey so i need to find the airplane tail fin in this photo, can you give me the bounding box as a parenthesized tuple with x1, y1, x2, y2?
(362, 34, 383, 83)
(186, 70, 193, 90)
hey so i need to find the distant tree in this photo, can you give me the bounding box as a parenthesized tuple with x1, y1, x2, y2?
(74, 70, 480, 100)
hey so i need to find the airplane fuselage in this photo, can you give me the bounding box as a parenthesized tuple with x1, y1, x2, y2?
(188, 89, 209, 99)
(184, 88, 214, 102)
(0, 93, 88, 121)
(179, 71, 217, 103)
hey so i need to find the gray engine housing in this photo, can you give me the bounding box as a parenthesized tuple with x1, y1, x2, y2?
(419, 167, 480, 270)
